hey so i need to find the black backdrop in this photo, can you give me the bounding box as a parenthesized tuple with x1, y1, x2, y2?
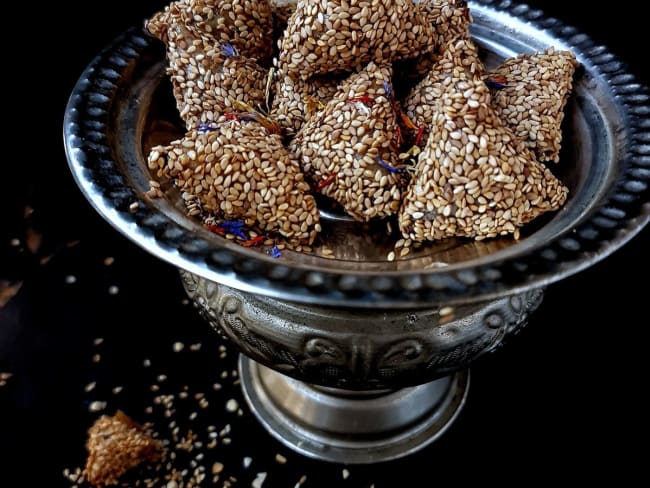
(2, 1, 649, 485)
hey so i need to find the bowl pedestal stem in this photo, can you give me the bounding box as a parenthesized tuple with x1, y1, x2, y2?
(239, 356, 469, 463)
(181, 271, 544, 463)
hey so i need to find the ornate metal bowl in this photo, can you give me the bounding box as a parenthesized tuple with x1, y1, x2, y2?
(64, 0, 649, 463)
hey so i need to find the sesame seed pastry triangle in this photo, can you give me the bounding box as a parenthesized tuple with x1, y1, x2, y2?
(289, 62, 407, 222)
(488, 48, 578, 163)
(395, 0, 473, 85)
(399, 74, 569, 241)
(271, 69, 344, 137)
(278, 0, 436, 80)
(146, 0, 274, 63)
(146, 5, 268, 130)
(423, 0, 473, 47)
(83, 411, 163, 487)
(147, 120, 321, 244)
(402, 36, 485, 147)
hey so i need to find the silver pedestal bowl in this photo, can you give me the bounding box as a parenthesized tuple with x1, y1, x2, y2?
(64, 0, 649, 464)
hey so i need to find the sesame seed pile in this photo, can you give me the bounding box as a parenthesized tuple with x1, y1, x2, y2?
(145, 0, 577, 253)
(147, 121, 321, 244)
(488, 48, 578, 163)
(288, 62, 406, 221)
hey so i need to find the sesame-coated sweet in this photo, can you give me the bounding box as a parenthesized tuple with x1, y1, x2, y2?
(147, 4, 268, 130)
(147, 120, 321, 244)
(399, 72, 569, 241)
(488, 48, 578, 162)
(403, 36, 485, 147)
(395, 0, 473, 86)
(83, 411, 163, 486)
(146, 0, 274, 63)
(289, 62, 406, 221)
(278, 0, 436, 80)
(271, 67, 344, 137)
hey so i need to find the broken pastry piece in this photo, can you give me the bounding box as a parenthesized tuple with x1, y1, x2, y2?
(271, 68, 344, 137)
(278, 0, 436, 80)
(148, 119, 321, 244)
(399, 74, 568, 241)
(488, 48, 578, 163)
(146, 0, 274, 63)
(289, 62, 406, 222)
(402, 36, 485, 147)
(84, 411, 163, 487)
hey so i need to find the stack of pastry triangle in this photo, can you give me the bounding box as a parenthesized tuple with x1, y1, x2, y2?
(399, 57, 568, 241)
(289, 62, 406, 221)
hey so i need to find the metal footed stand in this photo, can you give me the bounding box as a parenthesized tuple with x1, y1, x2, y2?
(239, 357, 469, 464)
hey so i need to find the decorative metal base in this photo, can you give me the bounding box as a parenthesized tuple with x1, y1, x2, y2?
(239, 356, 469, 464)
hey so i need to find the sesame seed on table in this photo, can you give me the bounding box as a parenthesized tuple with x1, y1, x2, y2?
(2, 0, 649, 486)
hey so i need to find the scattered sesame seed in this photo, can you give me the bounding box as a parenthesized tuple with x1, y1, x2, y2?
(173, 342, 185, 353)
(243, 457, 253, 469)
(93, 337, 104, 346)
(108, 285, 120, 295)
(85, 382, 97, 393)
(275, 453, 287, 465)
(10, 238, 21, 247)
(65, 275, 77, 285)
(88, 401, 107, 413)
(143, 359, 151, 368)
(440, 306, 454, 317)
(252, 472, 267, 488)
(129, 202, 140, 212)
(92, 354, 101, 363)
(225, 399, 239, 413)
(342, 468, 350, 480)
(112, 386, 123, 395)
(103, 256, 115, 266)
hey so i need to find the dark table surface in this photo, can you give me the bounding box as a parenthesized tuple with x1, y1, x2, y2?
(2, 1, 649, 485)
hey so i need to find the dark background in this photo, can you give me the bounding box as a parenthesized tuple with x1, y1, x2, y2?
(2, 1, 649, 485)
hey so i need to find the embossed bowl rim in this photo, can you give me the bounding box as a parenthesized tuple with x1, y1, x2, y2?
(64, 0, 649, 308)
